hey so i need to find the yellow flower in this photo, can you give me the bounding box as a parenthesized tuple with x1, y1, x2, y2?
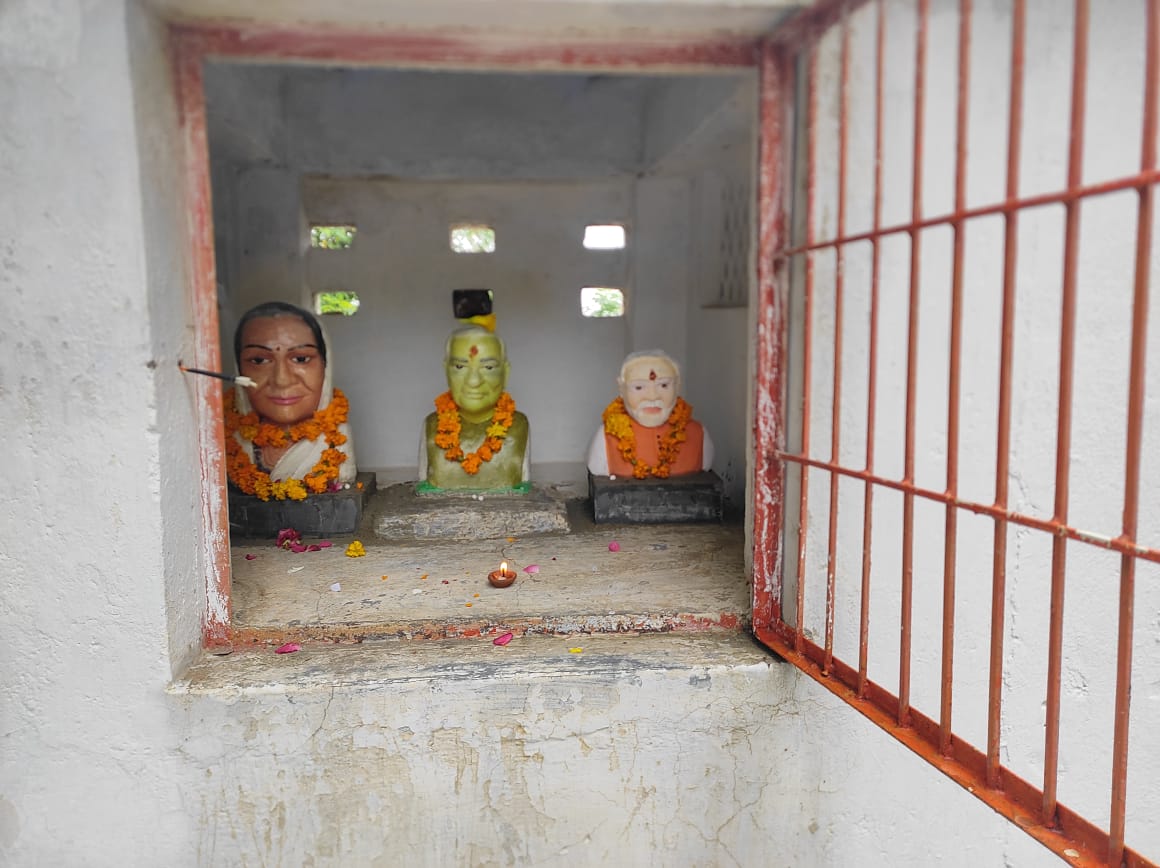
(345, 540, 366, 558)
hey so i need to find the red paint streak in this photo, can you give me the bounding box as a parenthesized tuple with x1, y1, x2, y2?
(751, 40, 790, 633)
(231, 611, 748, 646)
(173, 23, 758, 71)
(171, 30, 231, 647)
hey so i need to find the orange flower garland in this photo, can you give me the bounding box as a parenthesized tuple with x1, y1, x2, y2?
(434, 391, 515, 475)
(602, 396, 692, 479)
(224, 389, 349, 501)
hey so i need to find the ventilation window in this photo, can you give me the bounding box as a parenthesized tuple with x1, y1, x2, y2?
(310, 224, 357, 250)
(583, 224, 627, 250)
(450, 224, 495, 253)
(580, 287, 625, 318)
(313, 290, 360, 316)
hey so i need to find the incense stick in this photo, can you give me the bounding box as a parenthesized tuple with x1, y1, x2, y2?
(179, 364, 256, 388)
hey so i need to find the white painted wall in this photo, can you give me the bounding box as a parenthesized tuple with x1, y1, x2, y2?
(1, 0, 1142, 865)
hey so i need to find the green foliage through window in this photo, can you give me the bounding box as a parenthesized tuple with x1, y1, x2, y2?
(311, 225, 357, 250)
(450, 225, 496, 253)
(314, 291, 361, 316)
(580, 287, 625, 318)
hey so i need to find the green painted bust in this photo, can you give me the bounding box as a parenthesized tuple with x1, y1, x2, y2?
(419, 325, 531, 492)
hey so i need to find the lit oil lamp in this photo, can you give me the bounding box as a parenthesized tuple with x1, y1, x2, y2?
(488, 561, 517, 588)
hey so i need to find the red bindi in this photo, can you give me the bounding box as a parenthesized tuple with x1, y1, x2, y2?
(649, 370, 657, 380)
(470, 345, 479, 357)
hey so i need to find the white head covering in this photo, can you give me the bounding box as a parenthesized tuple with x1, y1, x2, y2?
(233, 313, 357, 484)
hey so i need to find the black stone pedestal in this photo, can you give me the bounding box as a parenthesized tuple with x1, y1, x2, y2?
(228, 472, 377, 538)
(588, 471, 724, 523)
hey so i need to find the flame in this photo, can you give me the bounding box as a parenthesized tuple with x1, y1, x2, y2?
(500, 561, 508, 574)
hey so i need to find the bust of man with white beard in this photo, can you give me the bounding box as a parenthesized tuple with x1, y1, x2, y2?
(586, 350, 714, 480)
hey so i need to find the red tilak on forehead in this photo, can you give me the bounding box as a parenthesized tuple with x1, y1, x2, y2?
(649, 369, 657, 380)
(469, 345, 479, 357)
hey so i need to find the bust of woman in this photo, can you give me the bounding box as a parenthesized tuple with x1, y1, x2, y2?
(419, 325, 530, 491)
(224, 302, 357, 501)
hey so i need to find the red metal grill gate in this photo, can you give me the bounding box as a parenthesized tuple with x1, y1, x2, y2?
(752, 2, 1159, 865)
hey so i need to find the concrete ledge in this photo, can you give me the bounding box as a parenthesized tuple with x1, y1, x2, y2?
(228, 472, 377, 538)
(589, 471, 723, 523)
(172, 632, 777, 694)
(369, 482, 570, 540)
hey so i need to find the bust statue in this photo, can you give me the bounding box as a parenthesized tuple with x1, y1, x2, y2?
(586, 350, 714, 479)
(419, 325, 530, 491)
(223, 301, 357, 501)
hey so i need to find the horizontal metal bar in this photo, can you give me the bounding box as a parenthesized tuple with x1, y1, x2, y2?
(773, 451, 1160, 564)
(777, 168, 1160, 259)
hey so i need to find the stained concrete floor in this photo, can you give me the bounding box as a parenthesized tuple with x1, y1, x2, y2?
(229, 493, 749, 645)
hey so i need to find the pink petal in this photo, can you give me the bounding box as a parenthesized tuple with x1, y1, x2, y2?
(307, 544, 322, 552)
(493, 632, 514, 646)
(276, 528, 301, 548)
(244, 554, 257, 560)
(289, 543, 307, 553)
(318, 540, 333, 548)
(523, 564, 540, 574)
(275, 642, 301, 654)
(608, 541, 620, 552)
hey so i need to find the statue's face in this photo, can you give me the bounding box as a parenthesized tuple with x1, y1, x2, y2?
(446, 333, 508, 421)
(238, 315, 326, 426)
(620, 355, 679, 428)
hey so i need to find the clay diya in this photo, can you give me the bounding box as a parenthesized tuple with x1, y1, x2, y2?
(488, 561, 517, 588)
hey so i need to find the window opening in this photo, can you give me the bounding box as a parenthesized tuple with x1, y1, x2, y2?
(583, 224, 627, 249)
(185, 30, 758, 656)
(450, 224, 495, 253)
(314, 290, 361, 316)
(752, 1, 1160, 865)
(311, 224, 357, 249)
(580, 286, 625, 318)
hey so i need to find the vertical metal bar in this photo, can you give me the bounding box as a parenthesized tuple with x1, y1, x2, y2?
(858, 0, 887, 699)
(940, 0, 972, 756)
(1110, 2, 1158, 859)
(900, 0, 929, 727)
(988, 0, 1026, 788)
(1043, 0, 1089, 824)
(794, 45, 820, 653)
(825, 14, 851, 677)
(752, 40, 790, 632)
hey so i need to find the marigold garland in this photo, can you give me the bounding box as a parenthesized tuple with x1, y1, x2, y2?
(434, 391, 515, 475)
(602, 396, 692, 479)
(224, 389, 349, 501)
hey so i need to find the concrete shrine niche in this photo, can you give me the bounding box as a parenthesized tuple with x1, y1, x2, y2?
(223, 301, 372, 537)
(586, 350, 722, 523)
(418, 324, 531, 493)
